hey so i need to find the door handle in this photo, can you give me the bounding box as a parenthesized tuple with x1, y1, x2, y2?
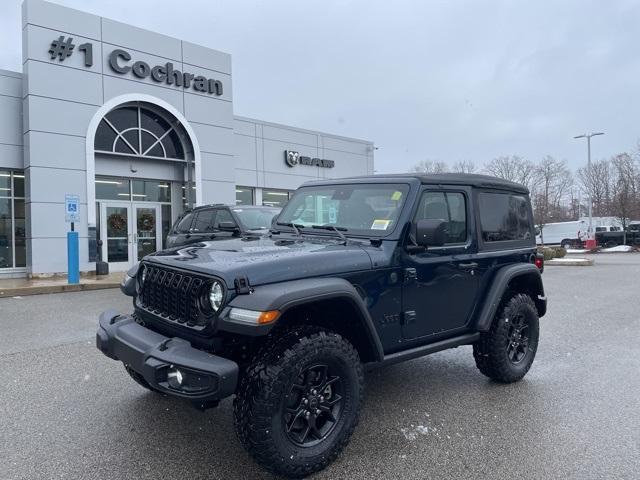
(458, 262, 478, 270)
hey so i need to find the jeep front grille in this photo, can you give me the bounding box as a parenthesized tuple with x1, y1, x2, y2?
(139, 264, 210, 326)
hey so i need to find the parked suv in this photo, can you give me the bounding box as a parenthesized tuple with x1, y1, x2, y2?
(165, 204, 280, 248)
(97, 174, 546, 478)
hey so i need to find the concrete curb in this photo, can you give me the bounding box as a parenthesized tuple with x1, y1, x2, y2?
(0, 281, 120, 298)
(546, 258, 594, 266)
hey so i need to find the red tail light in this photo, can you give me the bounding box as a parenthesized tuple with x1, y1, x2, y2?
(534, 255, 544, 271)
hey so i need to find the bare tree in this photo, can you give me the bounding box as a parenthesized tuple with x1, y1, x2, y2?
(484, 155, 536, 192)
(577, 159, 612, 217)
(410, 160, 449, 174)
(533, 156, 573, 243)
(610, 153, 638, 243)
(451, 160, 476, 173)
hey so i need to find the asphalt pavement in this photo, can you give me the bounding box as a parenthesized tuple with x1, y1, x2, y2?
(1, 255, 639, 479)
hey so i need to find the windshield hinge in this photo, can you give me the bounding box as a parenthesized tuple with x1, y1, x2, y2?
(234, 276, 252, 295)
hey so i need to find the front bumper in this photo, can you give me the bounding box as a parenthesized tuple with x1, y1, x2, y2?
(96, 310, 238, 403)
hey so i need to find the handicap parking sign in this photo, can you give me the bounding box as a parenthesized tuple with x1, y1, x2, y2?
(65, 194, 80, 223)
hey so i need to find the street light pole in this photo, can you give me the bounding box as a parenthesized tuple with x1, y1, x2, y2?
(573, 132, 604, 249)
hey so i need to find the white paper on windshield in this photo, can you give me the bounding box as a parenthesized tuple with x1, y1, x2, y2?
(371, 219, 391, 230)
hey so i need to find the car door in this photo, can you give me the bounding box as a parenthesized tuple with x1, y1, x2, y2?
(401, 187, 479, 340)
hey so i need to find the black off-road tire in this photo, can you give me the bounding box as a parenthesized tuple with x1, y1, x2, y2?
(124, 364, 162, 393)
(473, 293, 540, 383)
(233, 326, 364, 478)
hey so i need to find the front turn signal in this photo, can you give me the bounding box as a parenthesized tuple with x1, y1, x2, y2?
(228, 308, 280, 325)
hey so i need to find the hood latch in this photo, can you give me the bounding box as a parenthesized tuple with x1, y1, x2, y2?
(234, 275, 253, 295)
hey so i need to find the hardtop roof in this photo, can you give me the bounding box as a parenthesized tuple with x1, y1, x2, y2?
(303, 173, 529, 194)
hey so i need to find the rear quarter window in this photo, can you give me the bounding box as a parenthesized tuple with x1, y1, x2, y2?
(478, 192, 533, 244)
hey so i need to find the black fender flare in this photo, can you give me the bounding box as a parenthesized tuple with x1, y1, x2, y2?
(474, 263, 546, 332)
(218, 277, 384, 362)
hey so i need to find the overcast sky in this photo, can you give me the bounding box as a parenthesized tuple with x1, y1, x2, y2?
(1, 0, 638, 173)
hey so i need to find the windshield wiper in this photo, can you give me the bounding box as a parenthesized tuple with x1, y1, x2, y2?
(312, 224, 348, 244)
(276, 222, 304, 236)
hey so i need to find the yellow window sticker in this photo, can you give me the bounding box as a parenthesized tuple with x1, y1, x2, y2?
(371, 219, 391, 230)
(391, 191, 402, 201)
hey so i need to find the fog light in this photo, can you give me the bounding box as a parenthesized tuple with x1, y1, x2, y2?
(167, 367, 183, 388)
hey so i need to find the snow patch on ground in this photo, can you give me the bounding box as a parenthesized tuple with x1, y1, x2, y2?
(566, 249, 590, 254)
(601, 245, 635, 253)
(546, 258, 593, 266)
(401, 422, 437, 441)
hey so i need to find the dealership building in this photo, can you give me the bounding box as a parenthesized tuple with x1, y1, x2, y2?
(0, 0, 374, 277)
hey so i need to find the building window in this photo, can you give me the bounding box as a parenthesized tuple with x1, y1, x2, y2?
(132, 180, 171, 203)
(0, 170, 26, 269)
(262, 189, 291, 208)
(236, 186, 254, 205)
(95, 105, 185, 160)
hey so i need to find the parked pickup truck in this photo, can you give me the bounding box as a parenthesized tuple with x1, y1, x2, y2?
(596, 226, 640, 247)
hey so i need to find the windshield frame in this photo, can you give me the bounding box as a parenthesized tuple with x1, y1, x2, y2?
(275, 182, 413, 239)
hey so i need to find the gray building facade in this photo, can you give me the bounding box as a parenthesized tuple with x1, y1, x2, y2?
(0, 0, 374, 277)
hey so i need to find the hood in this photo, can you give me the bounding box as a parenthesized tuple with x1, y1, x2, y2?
(145, 235, 373, 287)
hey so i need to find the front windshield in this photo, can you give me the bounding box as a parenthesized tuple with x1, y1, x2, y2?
(232, 208, 280, 230)
(277, 183, 410, 236)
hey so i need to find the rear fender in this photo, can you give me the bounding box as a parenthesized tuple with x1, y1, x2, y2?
(475, 263, 546, 332)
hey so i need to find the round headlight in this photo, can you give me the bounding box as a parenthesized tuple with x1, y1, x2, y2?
(209, 281, 224, 312)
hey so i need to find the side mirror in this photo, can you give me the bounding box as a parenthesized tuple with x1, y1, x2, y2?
(415, 219, 447, 247)
(218, 221, 240, 232)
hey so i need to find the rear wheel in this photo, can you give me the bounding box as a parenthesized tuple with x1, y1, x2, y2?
(560, 239, 572, 249)
(234, 326, 363, 478)
(473, 293, 539, 383)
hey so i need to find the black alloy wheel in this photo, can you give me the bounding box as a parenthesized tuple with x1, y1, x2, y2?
(506, 313, 530, 364)
(284, 363, 344, 447)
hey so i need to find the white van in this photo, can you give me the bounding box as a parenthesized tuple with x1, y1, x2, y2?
(536, 220, 587, 248)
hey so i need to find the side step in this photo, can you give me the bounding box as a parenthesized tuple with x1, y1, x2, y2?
(368, 332, 480, 370)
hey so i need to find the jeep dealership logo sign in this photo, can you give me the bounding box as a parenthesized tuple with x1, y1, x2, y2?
(285, 150, 335, 168)
(48, 37, 223, 96)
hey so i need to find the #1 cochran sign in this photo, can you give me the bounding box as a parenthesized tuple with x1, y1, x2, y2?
(48, 36, 224, 96)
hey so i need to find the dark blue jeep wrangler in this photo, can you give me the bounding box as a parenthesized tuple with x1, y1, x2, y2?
(97, 174, 546, 478)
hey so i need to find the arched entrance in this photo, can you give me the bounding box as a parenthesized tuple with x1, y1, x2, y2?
(85, 95, 201, 270)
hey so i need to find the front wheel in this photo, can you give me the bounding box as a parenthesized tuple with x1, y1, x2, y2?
(233, 327, 363, 478)
(473, 293, 540, 383)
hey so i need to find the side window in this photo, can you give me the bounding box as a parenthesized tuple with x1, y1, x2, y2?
(478, 192, 532, 243)
(415, 191, 467, 245)
(214, 209, 234, 228)
(175, 213, 194, 233)
(191, 209, 216, 232)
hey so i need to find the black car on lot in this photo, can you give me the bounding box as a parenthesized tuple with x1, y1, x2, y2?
(97, 174, 546, 478)
(165, 204, 280, 248)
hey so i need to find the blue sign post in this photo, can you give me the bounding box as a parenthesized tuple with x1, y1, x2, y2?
(65, 194, 80, 284)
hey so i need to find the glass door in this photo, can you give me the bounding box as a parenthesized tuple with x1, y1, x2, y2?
(134, 204, 161, 263)
(100, 204, 131, 271)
